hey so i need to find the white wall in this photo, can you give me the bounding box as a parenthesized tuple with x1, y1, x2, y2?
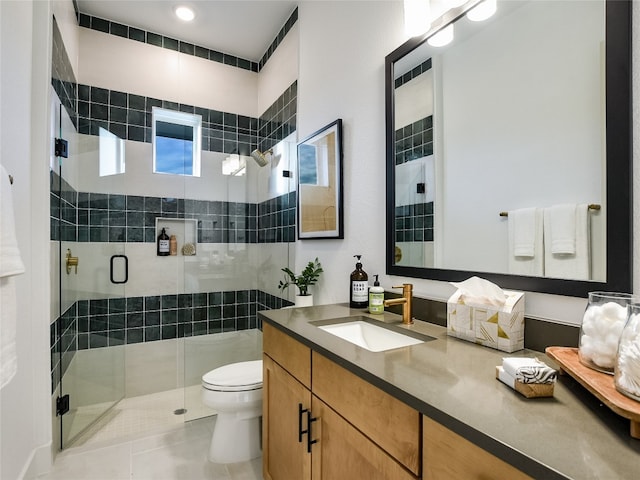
(297, 1, 404, 303)
(79, 27, 259, 117)
(0, 1, 53, 478)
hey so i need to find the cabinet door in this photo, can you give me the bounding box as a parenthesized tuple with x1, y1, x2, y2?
(263, 354, 312, 480)
(423, 416, 533, 480)
(312, 352, 421, 475)
(311, 396, 418, 480)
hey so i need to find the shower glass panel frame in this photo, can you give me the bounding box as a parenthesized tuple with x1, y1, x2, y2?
(54, 96, 127, 448)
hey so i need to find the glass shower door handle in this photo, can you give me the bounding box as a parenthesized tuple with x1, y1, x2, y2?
(110, 254, 128, 284)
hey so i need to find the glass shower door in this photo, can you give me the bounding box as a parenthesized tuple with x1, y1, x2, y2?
(56, 102, 127, 447)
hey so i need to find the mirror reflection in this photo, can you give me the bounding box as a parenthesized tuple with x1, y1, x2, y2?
(391, 0, 606, 282)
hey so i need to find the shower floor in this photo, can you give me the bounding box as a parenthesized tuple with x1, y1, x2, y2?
(69, 385, 213, 448)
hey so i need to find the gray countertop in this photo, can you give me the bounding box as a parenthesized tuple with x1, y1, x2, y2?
(258, 304, 640, 480)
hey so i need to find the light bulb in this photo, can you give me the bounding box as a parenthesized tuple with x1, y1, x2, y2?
(466, 0, 497, 22)
(404, 0, 431, 38)
(427, 24, 454, 47)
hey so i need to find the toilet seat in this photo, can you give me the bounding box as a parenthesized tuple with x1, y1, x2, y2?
(202, 360, 263, 392)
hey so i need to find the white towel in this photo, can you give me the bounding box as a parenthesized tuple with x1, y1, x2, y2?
(544, 204, 590, 280)
(508, 208, 543, 276)
(547, 204, 577, 254)
(1, 164, 25, 390)
(496, 365, 516, 389)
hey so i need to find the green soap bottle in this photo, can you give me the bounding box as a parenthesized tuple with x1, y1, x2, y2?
(350, 255, 368, 308)
(368, 275, 385, 314)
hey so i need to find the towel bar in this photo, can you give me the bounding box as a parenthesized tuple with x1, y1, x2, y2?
(499, 204, 601, 217)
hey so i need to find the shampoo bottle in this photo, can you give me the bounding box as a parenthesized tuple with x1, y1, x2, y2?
(169, 235, 177, 256)
(157, 228, 170, 256)
(350, 255, 368, 308)
(368, 275, 384, 314)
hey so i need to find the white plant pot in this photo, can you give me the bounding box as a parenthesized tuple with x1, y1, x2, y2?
(295, 294, 313, 307)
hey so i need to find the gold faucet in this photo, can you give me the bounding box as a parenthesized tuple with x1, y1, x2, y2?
(66, 249, 79, 274)
(383, 283, 413, 325)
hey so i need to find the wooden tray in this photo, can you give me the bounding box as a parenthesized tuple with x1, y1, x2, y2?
(545, 346, 640, 439)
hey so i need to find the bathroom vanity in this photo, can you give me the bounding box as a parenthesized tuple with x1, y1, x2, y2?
(259, 305, 639, 479)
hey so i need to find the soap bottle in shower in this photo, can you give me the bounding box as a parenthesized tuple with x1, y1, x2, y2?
(157, 228, 170, 256)
(169, 235, 177, 256)
(350, 255, 368, 308)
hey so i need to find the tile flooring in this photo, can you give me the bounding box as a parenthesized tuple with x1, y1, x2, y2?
(39, 386, 261, 480)
(37, 416, 262, 480)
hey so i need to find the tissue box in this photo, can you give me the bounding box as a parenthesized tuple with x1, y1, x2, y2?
(447, 290, 525, 353)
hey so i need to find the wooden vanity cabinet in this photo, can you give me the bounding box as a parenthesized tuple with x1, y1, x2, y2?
(422, 416, 533, 480)
(263, 322, 419, 480)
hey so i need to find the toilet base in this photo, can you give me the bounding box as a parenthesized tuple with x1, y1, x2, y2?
(208, 413, 261, 463)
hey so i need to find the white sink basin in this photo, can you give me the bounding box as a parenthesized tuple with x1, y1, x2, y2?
(318, 320, 424, 352)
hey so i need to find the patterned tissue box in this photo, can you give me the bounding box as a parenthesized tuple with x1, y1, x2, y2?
(447, 290, 525, 353)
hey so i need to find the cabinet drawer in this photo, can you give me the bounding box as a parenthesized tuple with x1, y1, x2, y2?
(423, 416, 533, 480)
(312, 352, 421, 475)
(263, 322, 311, 389)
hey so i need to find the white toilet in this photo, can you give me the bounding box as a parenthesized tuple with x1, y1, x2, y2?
(201, 360, 263, 463)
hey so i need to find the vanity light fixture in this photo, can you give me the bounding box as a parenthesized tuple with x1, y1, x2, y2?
(404, 0, 431, 38)
(466, 0, 496, 22)
(174, 5, 195, 22)
(427, 24, 454, 47)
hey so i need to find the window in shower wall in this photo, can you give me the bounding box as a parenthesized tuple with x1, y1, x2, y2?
(152, 107, 202, 176)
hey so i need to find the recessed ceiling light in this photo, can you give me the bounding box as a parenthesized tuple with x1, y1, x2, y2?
(175, 5, 195, 22)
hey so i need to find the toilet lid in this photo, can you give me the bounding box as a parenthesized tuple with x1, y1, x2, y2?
(202, 360, 263, 391)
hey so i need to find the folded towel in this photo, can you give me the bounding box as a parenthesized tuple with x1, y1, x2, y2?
(0, 165, 25, 277)
(496, 365, 516, 389)
(508, 208, 543, 276)
(1, 165, 25, 390)
(502, 357, 557, 384)
(547, 204, 577, 254)
(544, 204, 590, 280)
(510, 208, 537, 257)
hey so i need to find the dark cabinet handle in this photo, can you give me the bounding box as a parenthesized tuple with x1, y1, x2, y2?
(110, 255, 128, 284)
(306, 410, 318, 453)
(298, 403, 307, 443)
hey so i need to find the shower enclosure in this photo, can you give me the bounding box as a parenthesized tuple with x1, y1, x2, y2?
(50, 15, 297, 448)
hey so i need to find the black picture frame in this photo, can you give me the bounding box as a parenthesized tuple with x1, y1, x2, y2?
(297, 119, 344, 240)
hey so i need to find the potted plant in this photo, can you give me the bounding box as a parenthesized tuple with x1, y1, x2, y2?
(278, 258, 323, 307)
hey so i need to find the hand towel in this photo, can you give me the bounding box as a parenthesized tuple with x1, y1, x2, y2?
(544, 204, 590, 280)
(1, 164, 25, 390)
(0, 165, 25, 277)
(508, 208, 543, 276)
(547, 204, 577, 254)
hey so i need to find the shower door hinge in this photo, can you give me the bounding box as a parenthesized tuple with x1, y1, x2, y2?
(55, 138, 68, 158)
(56, 394, 70, 416)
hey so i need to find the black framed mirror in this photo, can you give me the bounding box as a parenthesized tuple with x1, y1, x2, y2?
(385, 0, 631, 297)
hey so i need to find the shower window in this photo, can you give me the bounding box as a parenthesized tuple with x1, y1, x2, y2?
(152, 107, 202, 176)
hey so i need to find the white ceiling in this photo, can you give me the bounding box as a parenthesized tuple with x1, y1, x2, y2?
(75, 0, 298, 61)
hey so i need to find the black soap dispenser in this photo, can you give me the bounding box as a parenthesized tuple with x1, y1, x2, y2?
(157, 227, 170, 256)
(350, 255, 368, 308)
